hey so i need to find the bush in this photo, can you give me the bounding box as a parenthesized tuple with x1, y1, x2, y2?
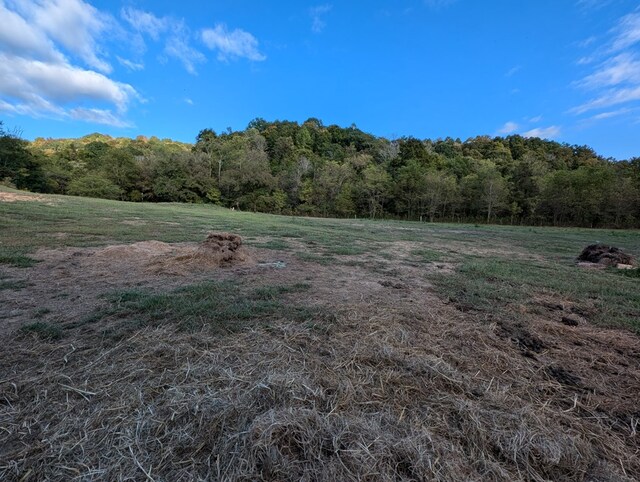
(68, 174, 123, 200)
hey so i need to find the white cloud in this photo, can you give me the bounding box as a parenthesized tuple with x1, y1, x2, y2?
(577, 36, 596, 48)
(576, 52, 640, 89)
(589, 107, 632, 120)
(15, 0, 114, 73)
(121, 7, 168, 40)
(610, 10, 640, 51)
(523, 126, 561, 139)
(0, 53, 137, 112)
(0, 2, 137, 127)
(121, 8, 205, 74)
(424, 0, 458, 8)
(310, 4, 332, 33)
(505, 65, 521, 77)
(0, 2, 64, 63)
(201, 24, 266, 61)
(117, 56, 144, 71)
(184, 98, 194, 105)
(497, 121, 519, 134)
(571, 9, 640, 116)
(165, 24, 206, 74)
(572, 85, 640, 114)
(70, 107, 132, 127)
(576, 0, 614, 10)
(527, 115, 543, 123)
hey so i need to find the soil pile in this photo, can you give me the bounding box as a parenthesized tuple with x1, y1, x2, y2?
(197, 232, 247, 264)
(577, 244, 636, 268)
(148, 232, 252, 274)
(87, 233, 253, 277)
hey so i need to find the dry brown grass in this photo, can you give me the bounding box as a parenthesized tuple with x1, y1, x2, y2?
(1, 229, 639, 481)
(2, 290, 639, 481)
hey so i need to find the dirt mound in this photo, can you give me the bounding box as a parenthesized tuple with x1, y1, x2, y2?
(87, 233, 253, 276)
(577, 244, 636, 268)
(199, 232, 245, 262)
(148, 232, 252, 275)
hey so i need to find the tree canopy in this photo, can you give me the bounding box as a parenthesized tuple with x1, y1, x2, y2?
(3, 118, 639, 228)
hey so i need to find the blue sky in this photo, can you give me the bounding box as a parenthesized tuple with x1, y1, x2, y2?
(1, 0, 639, 159)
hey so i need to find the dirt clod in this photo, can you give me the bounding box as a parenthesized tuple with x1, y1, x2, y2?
(577, 244, 636, 268)
(561, 315, 582, 327)
(546, 365, 582, 387)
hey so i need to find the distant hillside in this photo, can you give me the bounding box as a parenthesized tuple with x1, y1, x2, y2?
(2, 118, 639, 227)
(30, 133, 192, 156)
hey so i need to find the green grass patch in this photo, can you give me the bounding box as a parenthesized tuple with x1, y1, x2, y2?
(0, 279, 29, 290)
(20, 322, 63, 340)
(2, 187, 640, 334)
(433, 258, 640, 332)
(295, 251, 336, 265)
(410, 248, 444, 263)
(90, 280, 326, 338)
(32, 307, 52, 318)
(0, 253, 38, 268)
(253, 283, 311, 300)
(325, 245, 368, 256)
(613, 267, 640, 279)
(253, 239, 291, 250)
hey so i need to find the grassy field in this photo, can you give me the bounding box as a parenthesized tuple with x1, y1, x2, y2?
(1, 187, 639, 481)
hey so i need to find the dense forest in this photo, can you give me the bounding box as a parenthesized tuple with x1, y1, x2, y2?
(1, 119, 639, 228)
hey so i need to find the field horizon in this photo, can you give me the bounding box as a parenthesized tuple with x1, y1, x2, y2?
(1, 186, 639, 481)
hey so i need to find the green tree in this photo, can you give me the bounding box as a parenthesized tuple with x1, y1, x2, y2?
(68, 174, 123, 200)
(360, 164, 391, 219)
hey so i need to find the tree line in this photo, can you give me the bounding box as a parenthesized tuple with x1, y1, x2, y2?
(1, 119, 639, 228)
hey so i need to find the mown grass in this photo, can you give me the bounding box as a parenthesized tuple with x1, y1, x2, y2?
(433, 257, 640, 332)
(19, 321, 63, 340)
(78, 280, 323, 339)
(0, 279, 29, 290)
(2, 185, 639, 332)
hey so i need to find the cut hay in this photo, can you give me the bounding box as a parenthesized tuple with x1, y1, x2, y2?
(2, 234, 639, 481)
(2, 298, 639, 481)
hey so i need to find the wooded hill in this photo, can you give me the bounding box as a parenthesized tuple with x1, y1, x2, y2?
(2, 119, 639, 227)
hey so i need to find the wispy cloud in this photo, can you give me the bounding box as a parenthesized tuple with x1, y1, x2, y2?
(310, 4, 332, 34)
(201, 24, 266, 61)
(576, 0, 615, 11)
(121, 7, 168, 41)
(572, 85, 640, 114)
(576, 53, 640, 89)
(423, 0, 458, 9)
(527, 115, 543, 123)
(165, 22, 206, 74)
(505, 65, 521, 77)
(117, 56, 144, 71)
(184, 98, 194, 106)
(610, 9, 640, 51)
(497, 121, 519, 134)
(523, 126, 561, 139)
(589, 107, 632, 120)
(577, 36, 597, 48)
(70, 107, 133, 127)
(571, 9, 640, 117)
(121, 8, 205, 74)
